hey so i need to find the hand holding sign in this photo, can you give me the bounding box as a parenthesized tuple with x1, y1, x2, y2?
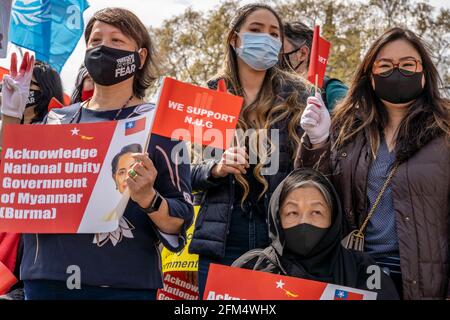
(0, 111, 157, 234)
(126, 153, 158, 209)
(211, 146, 250, 178)
(300, 92, 331, 145)
(1, 52, 35, 119)
(211, 79, 249, 178)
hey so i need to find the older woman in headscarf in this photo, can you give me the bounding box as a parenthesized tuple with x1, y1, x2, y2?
(232, 168, 399, 300)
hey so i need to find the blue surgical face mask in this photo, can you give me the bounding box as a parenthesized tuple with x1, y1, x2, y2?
(234, 32, 282, 71)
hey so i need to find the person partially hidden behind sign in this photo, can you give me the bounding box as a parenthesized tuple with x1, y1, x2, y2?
(0, 8, 193, 300)
(232, 168, 399, 300)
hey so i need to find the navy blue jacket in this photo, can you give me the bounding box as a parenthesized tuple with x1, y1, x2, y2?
(20, 103, 194, 290)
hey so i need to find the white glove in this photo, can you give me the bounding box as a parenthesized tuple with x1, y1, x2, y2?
(300, 91, 331, 145)
(1, 52, 35, 119)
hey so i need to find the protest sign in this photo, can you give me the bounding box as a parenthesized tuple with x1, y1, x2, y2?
(161, 205, 199, 273)
(0, 109, 156, 233)
(204, 264, 377, 300)
(152, 77, 243, 150)
(307, 25, 331, 89)
(157, 271, 199, 300)
(157, 206, 200, 300)
(0, 261, 17, 295)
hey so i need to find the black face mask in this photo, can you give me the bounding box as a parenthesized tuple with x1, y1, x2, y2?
(26, 89, 41, 108)
(284, 223, 329, 257)
(373, 69, 424, 104)
(290, 59, 304, 71)
(284, 47, 305, 71)
(84, 45, 141, 86)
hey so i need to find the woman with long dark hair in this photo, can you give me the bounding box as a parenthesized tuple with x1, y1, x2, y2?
(26, 61, 64, 124)
(298, 27, 450, 299)
(189, 3, 310, 297)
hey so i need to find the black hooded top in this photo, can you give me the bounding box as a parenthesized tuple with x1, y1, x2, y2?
(232, 168, 399, 300)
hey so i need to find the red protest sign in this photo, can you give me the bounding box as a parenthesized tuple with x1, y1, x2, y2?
(152, 77, 243, 150)
(157, 271, 199, 300)
(307, 26, 331, 88)
(204, 264, 376, 300)
(0, 261, 17, 295)
(0, 109, 156, 233)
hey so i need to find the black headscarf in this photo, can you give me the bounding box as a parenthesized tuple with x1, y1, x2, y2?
(271, 169, 358, 286)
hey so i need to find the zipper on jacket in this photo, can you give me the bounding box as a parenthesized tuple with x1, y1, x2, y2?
(222, 177, 234, 257)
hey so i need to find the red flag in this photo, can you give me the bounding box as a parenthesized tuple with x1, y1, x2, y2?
(307, 26, 331, 88)
(334, 289, 364, 300)
(0, 261, 17, 295)
(47, 97, 64, 112)
(217, 79, 227, 93)
(125, 117, 146, 136)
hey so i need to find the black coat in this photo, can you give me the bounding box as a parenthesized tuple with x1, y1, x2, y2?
(189, 119, 299, 257)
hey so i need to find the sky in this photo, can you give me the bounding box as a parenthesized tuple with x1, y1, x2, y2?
(1, 0, 449, 95)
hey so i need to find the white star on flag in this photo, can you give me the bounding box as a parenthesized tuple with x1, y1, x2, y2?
(276, 280, 285, 289)
(71, 128, 80, 136)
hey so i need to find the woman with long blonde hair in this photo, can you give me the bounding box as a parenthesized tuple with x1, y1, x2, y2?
(189, 3, 310, 297)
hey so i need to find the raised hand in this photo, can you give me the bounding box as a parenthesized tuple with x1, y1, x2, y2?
(1, 52, 35, 119)
(300, 92, 331, 145)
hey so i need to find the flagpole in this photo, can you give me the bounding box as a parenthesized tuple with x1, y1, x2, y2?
(315, 74, 319, 96)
